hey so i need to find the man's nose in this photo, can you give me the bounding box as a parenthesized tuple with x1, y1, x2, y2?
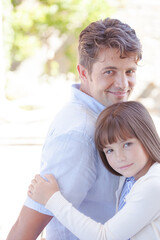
(114, 73, 129, 89)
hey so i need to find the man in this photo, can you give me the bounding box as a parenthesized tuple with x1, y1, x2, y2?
(7, 18, 142, 240)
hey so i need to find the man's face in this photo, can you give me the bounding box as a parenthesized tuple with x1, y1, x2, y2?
(80, 48, 137, 107)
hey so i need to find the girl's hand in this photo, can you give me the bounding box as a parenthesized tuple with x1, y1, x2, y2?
(28, 174, 59, 205)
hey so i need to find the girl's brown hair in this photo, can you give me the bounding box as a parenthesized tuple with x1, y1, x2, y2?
(95, 101, 160, 175)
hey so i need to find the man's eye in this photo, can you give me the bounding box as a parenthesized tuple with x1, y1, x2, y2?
(105, 70, 113, 75)
(126, 69, 135, 74)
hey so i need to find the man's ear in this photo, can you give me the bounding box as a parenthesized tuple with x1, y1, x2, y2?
(77, 64, 89, 83)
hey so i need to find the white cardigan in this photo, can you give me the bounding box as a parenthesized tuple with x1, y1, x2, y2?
(46, 163, 160, 240)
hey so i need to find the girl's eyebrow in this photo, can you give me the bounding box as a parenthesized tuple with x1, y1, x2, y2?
(103, 145, 112, 150)
(104, 139, 130, 149)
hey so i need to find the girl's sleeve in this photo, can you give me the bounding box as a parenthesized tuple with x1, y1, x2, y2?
(45, 176, 160, 240)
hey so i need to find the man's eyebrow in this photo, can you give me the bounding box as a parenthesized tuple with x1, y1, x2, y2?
(126, 67, 137, 70)
(102, 66, 137, 71)
(102, 66, 118, 71)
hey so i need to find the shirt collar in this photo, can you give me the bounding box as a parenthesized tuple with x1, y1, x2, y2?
(71, 83, 106, 115)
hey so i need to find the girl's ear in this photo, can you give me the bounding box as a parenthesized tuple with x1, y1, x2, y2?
(77, 64, 89, 84)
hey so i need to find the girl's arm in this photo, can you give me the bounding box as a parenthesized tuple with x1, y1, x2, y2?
(28, 174, 160, 240)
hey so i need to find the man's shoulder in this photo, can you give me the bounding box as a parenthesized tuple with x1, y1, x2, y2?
(50, 101, 97, 135)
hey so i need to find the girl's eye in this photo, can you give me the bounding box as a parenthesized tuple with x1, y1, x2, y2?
(124, 142, 132, 148)
(106, 149, 113, 154)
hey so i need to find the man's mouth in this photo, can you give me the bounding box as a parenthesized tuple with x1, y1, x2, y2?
(106, 91, 129, 97)
(111, 91, 127, 96)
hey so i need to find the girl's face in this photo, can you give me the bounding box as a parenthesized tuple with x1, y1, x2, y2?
(103, 138, 153, 180)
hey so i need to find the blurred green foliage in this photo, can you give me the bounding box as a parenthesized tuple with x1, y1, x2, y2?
(3, 0, 116, 78)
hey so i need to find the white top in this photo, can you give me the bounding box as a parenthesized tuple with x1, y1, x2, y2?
(45, 163, 160, 240)
(24, 84, 119, 240)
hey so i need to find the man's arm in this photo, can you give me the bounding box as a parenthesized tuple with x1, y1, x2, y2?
(6, 205, 53, 240)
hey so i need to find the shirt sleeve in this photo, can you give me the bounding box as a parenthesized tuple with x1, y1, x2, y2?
(25, 130, 97, 214)
(45, 176, 160, 240)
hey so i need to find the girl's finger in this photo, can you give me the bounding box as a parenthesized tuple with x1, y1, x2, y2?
(28, 184, 34, 192)
(27, 190, 33, 196)
(35, 174, 44, 183)
(31, 179, 37, 186)
(45, 174, 56, 183)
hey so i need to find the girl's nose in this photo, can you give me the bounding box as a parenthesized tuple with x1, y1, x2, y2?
(116, 150, 126, 162)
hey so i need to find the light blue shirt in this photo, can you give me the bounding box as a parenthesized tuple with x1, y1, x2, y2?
(24, 84, 119, 240)
(118, 177, 135, 211)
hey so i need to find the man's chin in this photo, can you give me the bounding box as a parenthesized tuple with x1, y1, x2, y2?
(102, 97, 129, 107)
(112, 98, 128, 105)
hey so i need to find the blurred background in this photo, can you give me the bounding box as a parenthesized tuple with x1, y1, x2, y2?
(0, 0, 160, 239)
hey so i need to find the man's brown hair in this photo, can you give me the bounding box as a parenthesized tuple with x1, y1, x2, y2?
(78, 18, 142, 74)
(95, 101, 160, 175)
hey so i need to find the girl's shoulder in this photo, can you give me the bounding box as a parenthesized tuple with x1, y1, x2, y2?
(128, 163, 160, 202)
(134, 162, 160, 188)
(146, 162, 160, 177)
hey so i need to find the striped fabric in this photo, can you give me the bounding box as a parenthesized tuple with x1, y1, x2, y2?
(118, 177, 135, 210)
(118, 177, 135, 240)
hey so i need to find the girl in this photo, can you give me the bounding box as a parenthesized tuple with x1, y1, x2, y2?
(28, 101, 160, 240)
